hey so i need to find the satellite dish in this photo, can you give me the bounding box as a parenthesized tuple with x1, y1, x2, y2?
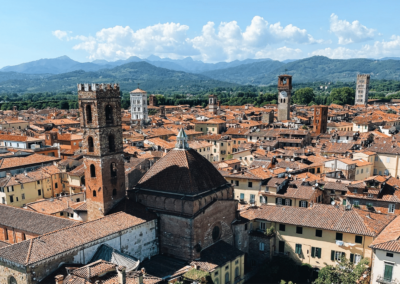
(331, 201, 335, 206)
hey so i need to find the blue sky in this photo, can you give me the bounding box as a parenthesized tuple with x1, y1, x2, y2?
(1, 0, 400, 67)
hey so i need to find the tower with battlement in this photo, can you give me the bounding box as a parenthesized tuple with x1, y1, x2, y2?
(78, 83, 125, 220)
(355, 74, 370, 106)
(277, 75, 292, 121)
(208, 94, 218, 114)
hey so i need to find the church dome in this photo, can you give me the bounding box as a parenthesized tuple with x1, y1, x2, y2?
(135, 129, 229, 195)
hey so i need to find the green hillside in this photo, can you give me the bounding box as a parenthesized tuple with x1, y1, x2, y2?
(0, 61, 238, 94)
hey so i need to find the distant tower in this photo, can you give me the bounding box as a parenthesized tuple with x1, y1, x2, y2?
(208, 95, 218, 114)
(313, 105, 328, 134)
(277, 75, 292, 121)
(149, 94, 156, 106)
(159, 105, 166, 118)
(130, 86, 148, 122)
(355, 74, 370, 106)
(78, 83, 125, 221)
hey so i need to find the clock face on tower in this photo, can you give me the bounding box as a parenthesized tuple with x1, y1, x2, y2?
(280, 91, 287, 97)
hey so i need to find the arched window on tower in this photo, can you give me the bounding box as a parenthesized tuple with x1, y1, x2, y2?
(90, 164, 96, 177)
(88, 136, 94, 152)
(105, 105, 113, 124)
(109, 135, 115, 152)
(93, 190, 96, 197)
(86, 105, 92, 124)
(110, 162, 117, 178)
(9, 276, 17, 284)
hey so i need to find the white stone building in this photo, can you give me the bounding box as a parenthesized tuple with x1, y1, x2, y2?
(130, 88, 148, 121)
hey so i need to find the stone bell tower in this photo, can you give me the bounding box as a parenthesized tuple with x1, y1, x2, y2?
(277, 75, 292, 121)
(78, 83, 125, 221)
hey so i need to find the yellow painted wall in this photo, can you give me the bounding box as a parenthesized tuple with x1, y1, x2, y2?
(230, 177, 262, 205)
(210, 254, 245, 284)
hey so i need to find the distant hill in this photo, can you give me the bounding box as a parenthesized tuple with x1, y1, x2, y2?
(0, 55, 274, 75)
(200, 60, 284, 84)
(200, 56, 400, 85)
(0, 61, 238, 94)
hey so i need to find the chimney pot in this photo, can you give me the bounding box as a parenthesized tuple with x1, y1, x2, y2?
(55, 275, 64, 284)
(117, 266, 126, 284)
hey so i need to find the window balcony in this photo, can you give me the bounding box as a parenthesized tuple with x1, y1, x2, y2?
(376, 276, 397, 284)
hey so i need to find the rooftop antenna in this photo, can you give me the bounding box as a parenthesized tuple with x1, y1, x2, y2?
(137, 83, 140, 89)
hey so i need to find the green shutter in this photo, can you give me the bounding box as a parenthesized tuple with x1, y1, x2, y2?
(317, 248, 322, 258)
(331, 250, 335, 261)
(350, 253, 354, 263)
(311, 247, 315, 258)
(289, 199, 292, 206)
(384, 264, 393, 281)
(276, 198, 278, 204)
(305, 201, 308, 207)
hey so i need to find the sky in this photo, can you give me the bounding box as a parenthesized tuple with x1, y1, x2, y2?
(1, 0, 400, 68)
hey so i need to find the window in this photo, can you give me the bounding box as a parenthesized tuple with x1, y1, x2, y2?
(389, 204, 395, 213)
(90, 164, 96, 177)
(235, 267, 239, 278)
(86, 105, 92, 123)
(239, 193, 244, 200)
(361, 169, 363, 174)
(277, 198, 282, 205)
(300, 201, 307, 208)
(21, 233, 25, 241)
(88, 136, 94, 152)
(285, 199, 291, 206)
(248, 182, 252, 188)
(331, 250, 345, 261)
(387, 157, 391, 163)
(55, 183, 58, 189)
(38, 189, 41, 196)
(354, 200, 360, 206)
(22, 193, 25, 200)
(212, 226, 220, 242)
(250, 194, 255, 204)
(296, 226, 303, 234)
(316, 229, 322, 237)
(105, 105, 113, 124)
(295, 244, 302, 254)
(374, 169, 377, 175)
(356, 170, 359, 175)
(387, 252, 394, 257)
(260, 222, 266, 230)
(93, 190, 97, 197)
(355, 235, 363, 244)
(350, 253, 361, 264)
(225, 272, 229, 284)
(9, 196, 14, 203)
(4, 228, 8, 240)
(260, 196, 266, 204)
(336, 232, 343, 241)
(279, 224, 286, 231)
(112, 189, 117, 196)
(278, 241, 285, 253)
(37, 180, 40, 185)
(110, 162, 117, 178)
(368, 193, 373, 198)
(384, 263, 394, 282)
(8, 276, 17, 284)
(108, 135, 116, 152)
(259, 242, 265, 251)
(311, 247, 322, 258)
(235, 180, 239, 186)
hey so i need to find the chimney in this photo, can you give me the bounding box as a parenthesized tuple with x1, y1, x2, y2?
(117, 266, 126, 284)
(55, 275, 64, 284)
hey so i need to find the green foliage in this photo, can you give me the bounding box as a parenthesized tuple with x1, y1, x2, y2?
(265, 226, 276, 237)
(302, 125, 309, 130)
(328, 87, 355, 105)
(314, 257, 369, 284)
(292, 87, 315, 105)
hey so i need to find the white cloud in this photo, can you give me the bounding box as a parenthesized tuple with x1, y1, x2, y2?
(255, 46, 303, 61)
(309, 35, 400, 59)
(54, 16, 319, 62)
(330, 14, 376, 45)
(52, 30, 69, 40)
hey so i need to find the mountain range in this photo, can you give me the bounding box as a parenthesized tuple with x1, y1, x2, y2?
(1, 55, 400, 94)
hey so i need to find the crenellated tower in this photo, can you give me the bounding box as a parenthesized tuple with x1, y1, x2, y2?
(78, 83, 125, 220)
(277, 75, 292, 121)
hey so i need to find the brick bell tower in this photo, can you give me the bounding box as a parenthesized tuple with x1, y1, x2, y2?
(277, 75, 292, 121)
(78, 83, 125, 221)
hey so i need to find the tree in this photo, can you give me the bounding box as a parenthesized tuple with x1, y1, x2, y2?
(293, 88, 315, 105)
(314, 257, 369, 284)
(328, 87, 355, 105)
(59, 101, 69, 110)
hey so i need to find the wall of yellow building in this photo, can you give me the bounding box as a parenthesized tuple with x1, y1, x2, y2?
(353, 123, 369, 133)
(232, 150, 254, 166)
(355, 165, 373, 180)
(253, 221, 374, 268)
(230, 177, 262, 205)
(374, 154, 399, 177)
(0, 121, 29, 130)
(210, 254, 245, 284)
(195, 123, 223, 135)
(0, 181, 45, 207)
